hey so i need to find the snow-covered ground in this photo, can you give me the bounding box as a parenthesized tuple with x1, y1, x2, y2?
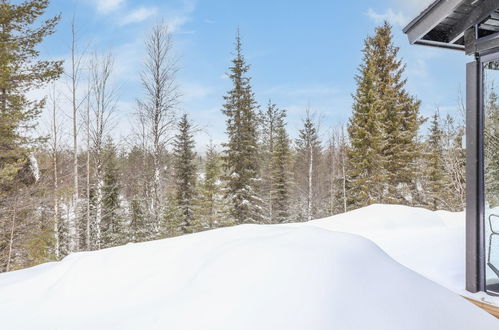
(0, 205, 498, 329)
(306, 204, 499, 306)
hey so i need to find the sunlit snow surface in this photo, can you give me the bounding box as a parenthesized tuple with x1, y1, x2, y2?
(0, 205, 498, 329)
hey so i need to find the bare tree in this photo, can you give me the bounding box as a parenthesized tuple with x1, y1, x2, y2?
(88, 53, 117, 249)
(48, 84, 63, 258)
(64, 18, 86, 253)
(136, 23, 179, 234)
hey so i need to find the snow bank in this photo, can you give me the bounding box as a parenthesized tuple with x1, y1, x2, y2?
(0, 219, 498, 329)
(307, 204, 466, 294)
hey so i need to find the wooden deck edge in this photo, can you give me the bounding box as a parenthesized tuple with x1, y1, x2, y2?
(463, 296, 499, 318)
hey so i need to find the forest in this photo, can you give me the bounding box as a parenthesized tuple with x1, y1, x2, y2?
(0, 0, 468, 272)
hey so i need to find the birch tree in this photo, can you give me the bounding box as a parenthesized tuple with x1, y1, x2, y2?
(64, 18, 86, 252)
(88, 53, 116, 249)
(136, 23, 179, 235)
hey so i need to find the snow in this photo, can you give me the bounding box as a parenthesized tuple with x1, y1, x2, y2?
(0, 205, 498, 329)
(29, 153, 40, 182)
(306, 204, 498, 306)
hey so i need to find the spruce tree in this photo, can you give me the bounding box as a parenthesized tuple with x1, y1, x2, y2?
(294, 112, 322, 221)
(198, 143, 228, 229)
(425, 110, 446, 210)
(348, 49, 385, 207)
(271, 114, 291, 223)
(129, 199, 147, 243)
(221, 31, 262, 224)
(101, 138, 124, 247)
(484, 84, 499, 206)
(172, 114, 197, 233)
(373, 23, 422, 203)
(348, 21, 421, 206)
(0, 0, 62, 190)
(258, 101, 287, 223)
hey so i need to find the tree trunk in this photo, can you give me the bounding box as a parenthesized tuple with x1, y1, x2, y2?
(6, 199, 17, 272)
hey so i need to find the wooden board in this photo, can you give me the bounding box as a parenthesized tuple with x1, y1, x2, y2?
(463, 296, 499, 318)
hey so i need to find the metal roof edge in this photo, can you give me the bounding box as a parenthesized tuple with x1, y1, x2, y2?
(403, 0, 444, 33)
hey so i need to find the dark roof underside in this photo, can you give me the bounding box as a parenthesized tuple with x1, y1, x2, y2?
(403, 0, 499, 51)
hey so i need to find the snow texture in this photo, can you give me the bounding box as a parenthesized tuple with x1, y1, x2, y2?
(0, 205, 498, 329)
(307, 204, 499, 306)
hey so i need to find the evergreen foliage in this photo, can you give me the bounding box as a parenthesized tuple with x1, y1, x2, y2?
(348, 22, 421, 207)
(270, 112, 292, 223)
(294, 112, 322, 221)
(425, 110, 446, 210)
(258, 101, 290, 223)
(485, 84, 499, 206)
(172, 114, 198, 233)
(198, 143, 228, 229)
(221, 31, 262, 224)
(101, 138, 124, 247)
(0, 0, 62, 189)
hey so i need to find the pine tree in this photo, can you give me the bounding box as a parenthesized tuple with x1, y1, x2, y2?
(172, 114, 197, 234)
(425, 110, 446, 210)
(294, 111, 322, 221)
(221, 30, 262, 224)
(0, 0, 62, 190)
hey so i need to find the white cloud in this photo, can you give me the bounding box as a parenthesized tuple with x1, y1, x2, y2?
(180, 82, 214, 101)
(366, 8, 409, 27)
(94, 0, 125, 14)
(120, 7, 158, 26)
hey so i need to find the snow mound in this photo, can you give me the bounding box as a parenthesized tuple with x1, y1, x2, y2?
(0, 223, 497, 329)
(307, 204, 467, 298)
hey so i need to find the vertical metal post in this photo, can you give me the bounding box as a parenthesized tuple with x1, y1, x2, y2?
(466, 57, 485, 293)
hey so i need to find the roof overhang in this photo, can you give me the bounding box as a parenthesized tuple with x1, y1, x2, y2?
(403, 0, 499, 54)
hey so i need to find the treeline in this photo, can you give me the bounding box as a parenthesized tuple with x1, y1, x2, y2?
(0, 1, 467, 272)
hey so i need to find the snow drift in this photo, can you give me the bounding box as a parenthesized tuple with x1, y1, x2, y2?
(0, 206, 498, 329)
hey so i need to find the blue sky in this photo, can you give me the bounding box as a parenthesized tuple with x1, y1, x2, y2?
(38, 0, 468, 150)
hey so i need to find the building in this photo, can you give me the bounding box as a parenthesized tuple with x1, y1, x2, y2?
(403, 0, 499, 296)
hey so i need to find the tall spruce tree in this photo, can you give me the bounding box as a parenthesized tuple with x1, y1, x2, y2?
(0, 0, 62, 189)
(348, 35, 385, 207)
(348, 21, 421, 207)
(221, 31, 262, 224)
(172, 114, 197, 233)
(374, 23, 422, 203)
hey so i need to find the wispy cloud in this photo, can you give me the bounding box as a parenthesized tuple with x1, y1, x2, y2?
(366, 8, 409, 27)
(119, 7, 158, 26)
(180, 82, 214, 102)
(93, 0, 125, 14)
